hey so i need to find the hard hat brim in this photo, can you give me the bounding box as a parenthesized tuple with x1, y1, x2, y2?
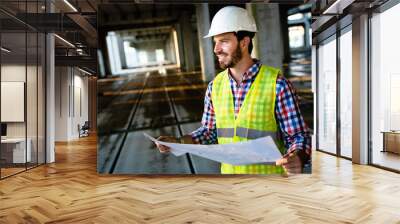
(203, 33, 213, 38)
(203, 29, 257, 39)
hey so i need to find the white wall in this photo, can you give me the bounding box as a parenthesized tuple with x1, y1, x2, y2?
(1, 65, 27, 138)
(72, 72, 89, 138)
(55, 66, 69, 141)
(1, 65, 26, 81)
(55, 67, 89, 141)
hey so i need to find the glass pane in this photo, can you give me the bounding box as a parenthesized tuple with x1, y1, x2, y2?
(317, 37, 337, 154)
(1, 31, 27, 177)
(371, 3, 400, 171)
(27, 31, 38, 169)
(38, 32, 45, 165)
(339, 29, 352, 158)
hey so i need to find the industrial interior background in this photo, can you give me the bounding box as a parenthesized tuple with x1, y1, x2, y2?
(96, 2, 313, 174)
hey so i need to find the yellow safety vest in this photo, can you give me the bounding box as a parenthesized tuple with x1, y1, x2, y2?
(212, 65, 286, 174)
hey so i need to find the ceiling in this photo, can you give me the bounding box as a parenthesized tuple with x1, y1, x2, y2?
(1, 0, 311, 74)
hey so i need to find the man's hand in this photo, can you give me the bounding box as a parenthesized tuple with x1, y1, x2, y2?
(276, 150, 302, 175)
(155, 136, 179, 153)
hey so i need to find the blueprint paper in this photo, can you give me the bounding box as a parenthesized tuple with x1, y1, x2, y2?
(144, 133, 283, 165)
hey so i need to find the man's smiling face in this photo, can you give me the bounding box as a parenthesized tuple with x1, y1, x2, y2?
(213, 32, 243, 69)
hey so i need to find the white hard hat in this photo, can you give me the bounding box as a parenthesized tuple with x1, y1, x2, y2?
(204, 6, 257, 38)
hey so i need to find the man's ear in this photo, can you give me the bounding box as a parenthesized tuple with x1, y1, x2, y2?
(240, 36, 250, 51)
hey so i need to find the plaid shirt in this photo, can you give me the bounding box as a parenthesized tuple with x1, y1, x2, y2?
(191, 60, 311, 156)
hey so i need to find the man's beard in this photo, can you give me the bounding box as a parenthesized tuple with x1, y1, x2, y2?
(218, 45, 243, 69)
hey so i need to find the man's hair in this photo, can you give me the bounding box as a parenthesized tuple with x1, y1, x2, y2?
(234, 31, 255, 54)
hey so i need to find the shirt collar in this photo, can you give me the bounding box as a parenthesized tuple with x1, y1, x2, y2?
(228, 59, 261, 83)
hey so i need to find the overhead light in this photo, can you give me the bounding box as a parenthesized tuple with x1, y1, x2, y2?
(63, 0, 78, 12)
(1, 47, 11, 53)
(78, 67, 93, 76)
(54, 34, 75, 48)
(76, 48, 86, 55)
(322, 0, 355, 15)
(288, 13, 303, 21)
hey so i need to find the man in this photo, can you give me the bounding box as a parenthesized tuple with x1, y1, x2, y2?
(155, 6, 311, 175)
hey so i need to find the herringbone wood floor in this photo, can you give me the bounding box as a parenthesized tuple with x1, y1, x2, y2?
(1, 135, 400, 223)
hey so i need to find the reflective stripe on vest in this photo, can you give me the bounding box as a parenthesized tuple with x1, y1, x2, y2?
(217, 127, 277, 141)
(217, 128, 235, 138)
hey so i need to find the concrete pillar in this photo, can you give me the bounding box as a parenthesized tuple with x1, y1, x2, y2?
(117, 36, 127, 69)
(97, 49, 106, 77)
(88, 76, 97, 132)
(172, 28, 182, 68)
(106, 32, 122, 75)
(180, 11, 195, 72)
(304, 19, 311, 48)
(352, 14, 369, 165)
(164, 37, 174, 64)
(246, 4, 259, 59)
(46, 0, 55, 163)
(279, 6, 291, 65)
(250, 4, 284, 70)
(196, 3, 215, 82)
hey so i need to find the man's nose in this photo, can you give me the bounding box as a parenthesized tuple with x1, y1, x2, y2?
(214, 43, 221, 54)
